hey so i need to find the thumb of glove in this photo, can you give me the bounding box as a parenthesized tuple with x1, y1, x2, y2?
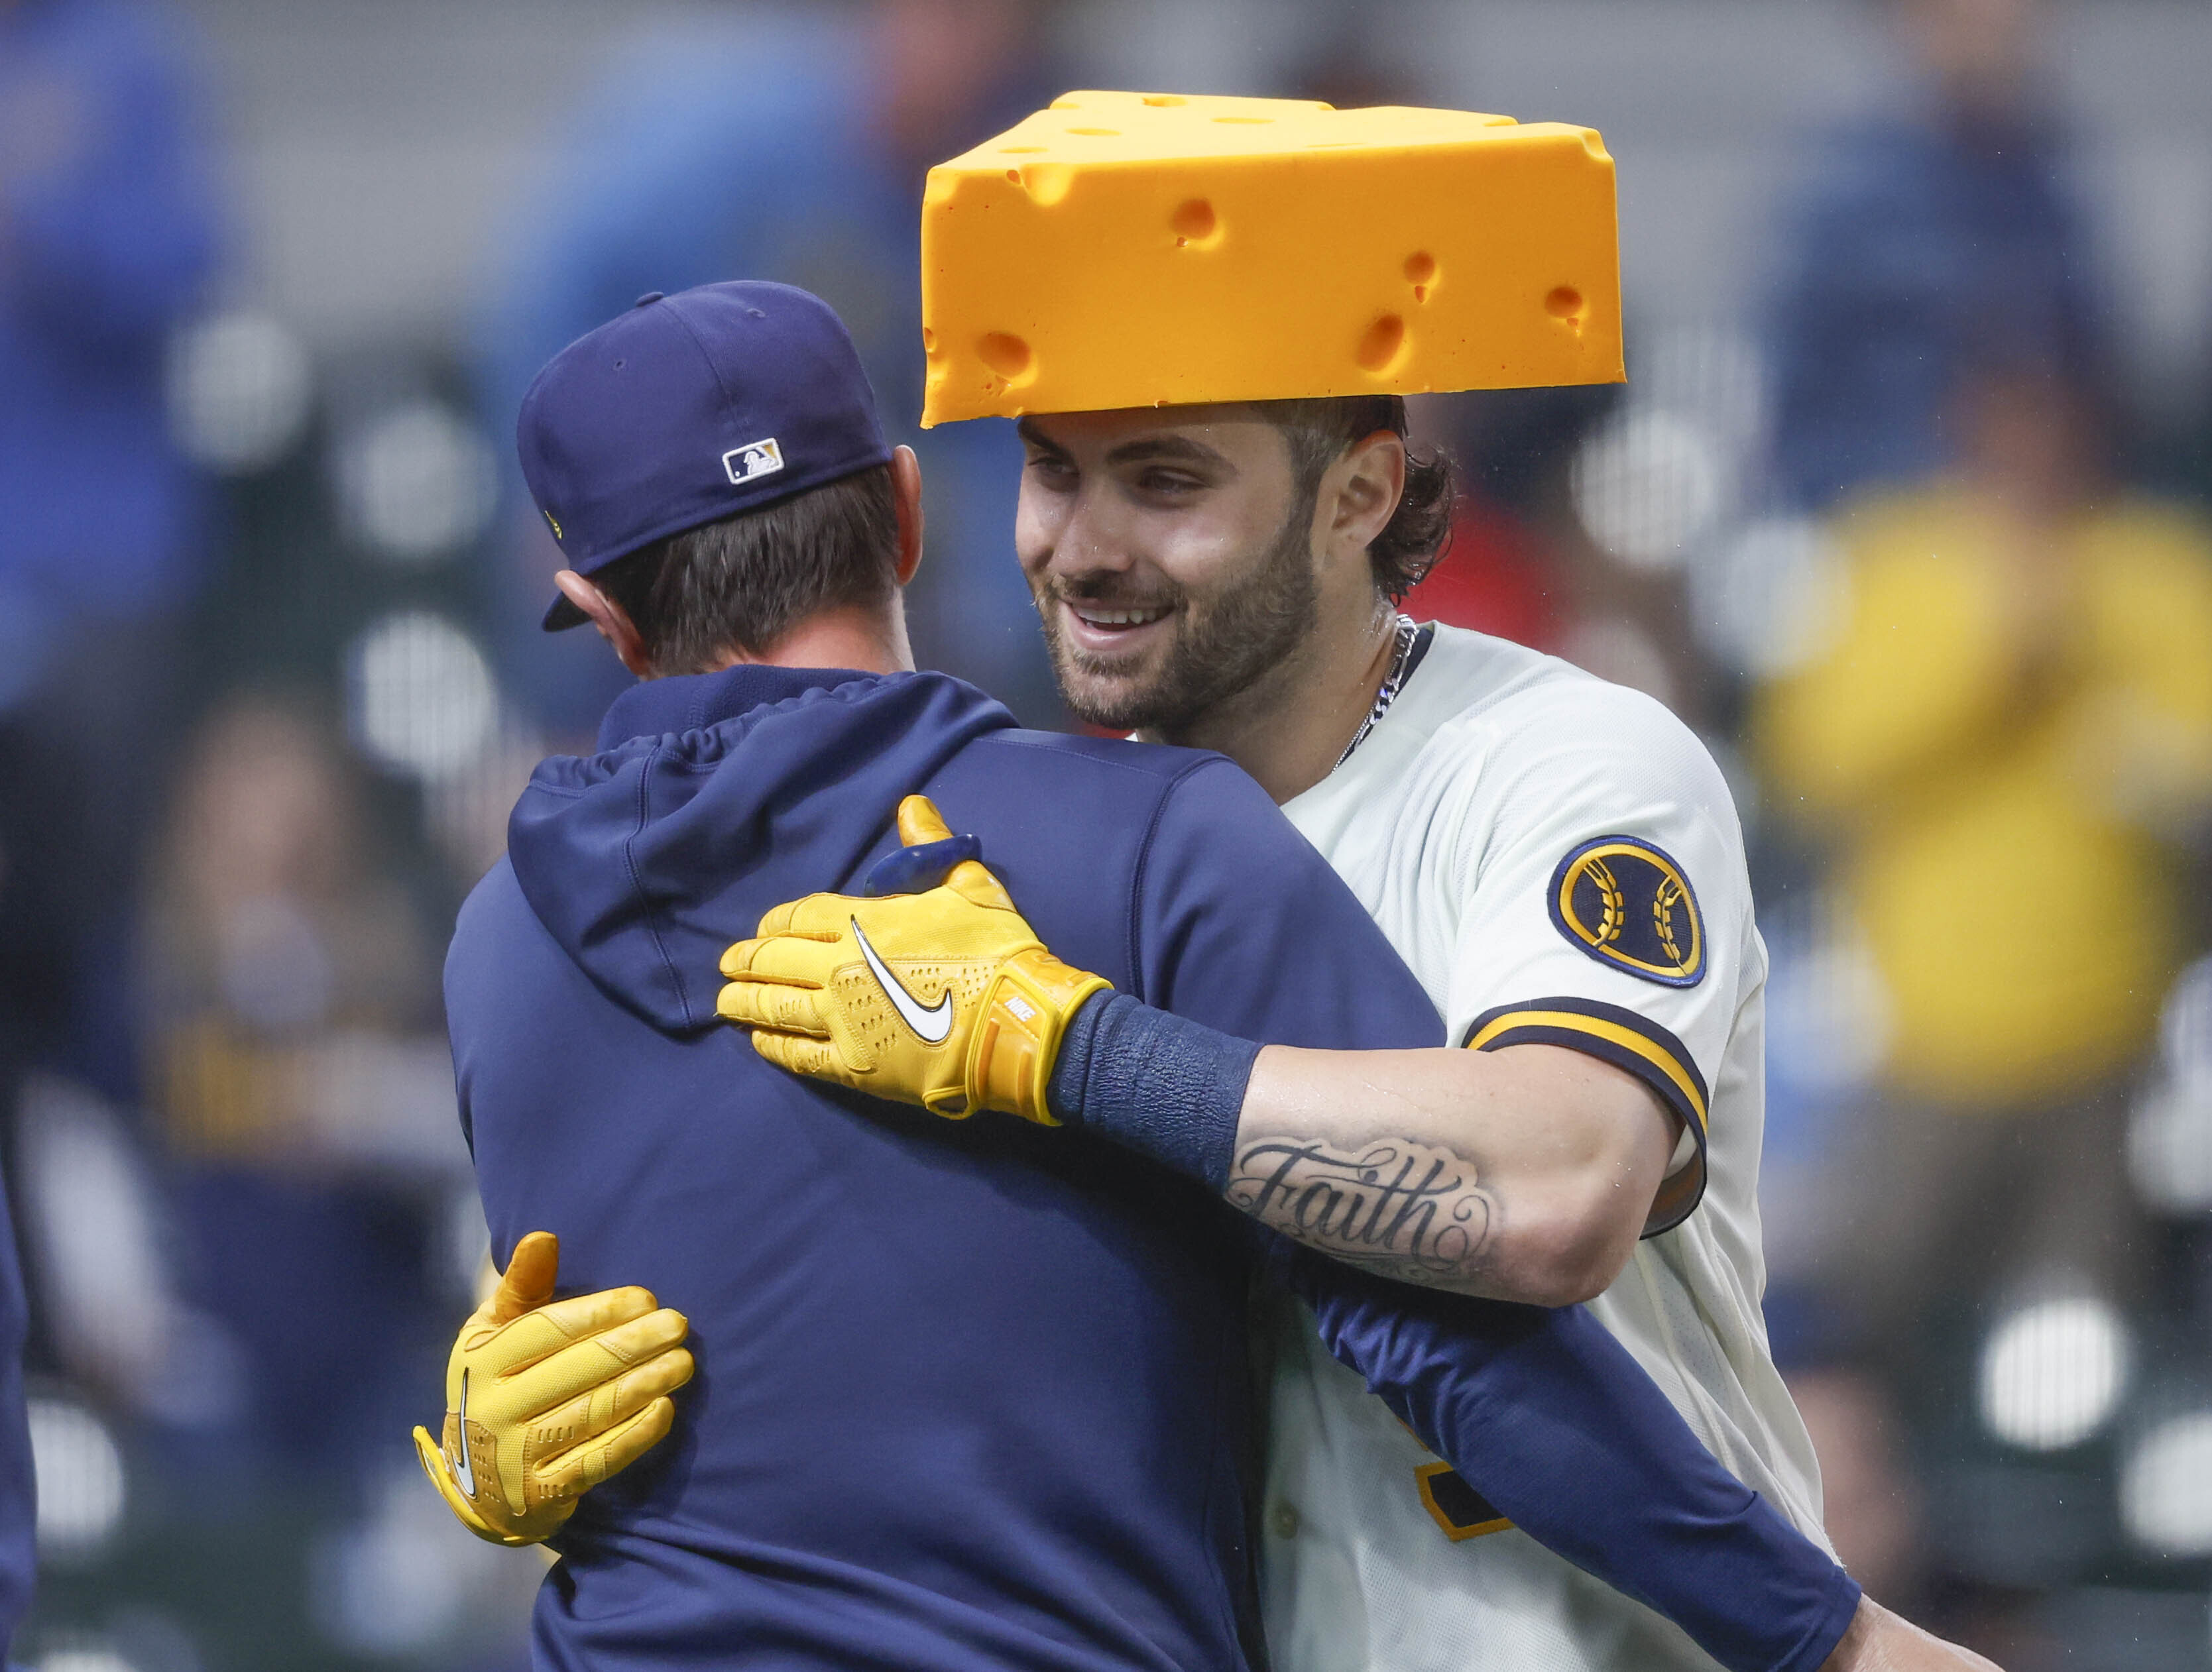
(883, 796, 1017, 911)
(895, 795, 955, 847)
(488, 1231, 560, 1327)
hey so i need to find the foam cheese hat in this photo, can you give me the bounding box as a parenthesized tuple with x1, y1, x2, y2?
(919, 91, 1623, 427)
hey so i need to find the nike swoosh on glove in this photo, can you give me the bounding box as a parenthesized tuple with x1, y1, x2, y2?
(717, 795, 1110, 1123)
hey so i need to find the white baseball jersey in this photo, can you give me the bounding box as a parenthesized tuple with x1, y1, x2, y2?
(1261, 624, 1830, 1672)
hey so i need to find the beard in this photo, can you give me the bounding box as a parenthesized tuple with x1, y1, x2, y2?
(1033, 498, 1321, 736)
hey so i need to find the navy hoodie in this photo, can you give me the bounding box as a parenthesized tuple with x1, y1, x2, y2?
(447, 664, 1859, 1672)
(449, 664, 1448, 1672)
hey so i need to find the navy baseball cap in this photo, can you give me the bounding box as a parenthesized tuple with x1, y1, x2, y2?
(518, 281, 895, 630)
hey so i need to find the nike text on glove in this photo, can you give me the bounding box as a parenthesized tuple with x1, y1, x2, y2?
(412, 1231, 694, 1547)
(717, 794, 1111, 1123)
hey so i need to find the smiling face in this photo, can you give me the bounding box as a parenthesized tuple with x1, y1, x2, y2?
(1015, 407, 1327, 734)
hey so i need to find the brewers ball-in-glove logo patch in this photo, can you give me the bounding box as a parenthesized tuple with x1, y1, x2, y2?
(1548, 836, 1705, 987)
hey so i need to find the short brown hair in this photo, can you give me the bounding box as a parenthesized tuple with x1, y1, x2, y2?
(592, 464, 900, 675)
(1252, 396, 1456, 600)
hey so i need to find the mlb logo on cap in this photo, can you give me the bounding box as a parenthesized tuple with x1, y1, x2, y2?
(517, 281, 892, 631)
(723, 439, 786, 485)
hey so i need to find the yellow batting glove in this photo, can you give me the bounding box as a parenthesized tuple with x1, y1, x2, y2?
(717, 795, 1110, 1123)
(411, 1231, 694, 1547)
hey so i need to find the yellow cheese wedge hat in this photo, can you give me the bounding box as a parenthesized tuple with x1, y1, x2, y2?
(919, 90, 1624, 427)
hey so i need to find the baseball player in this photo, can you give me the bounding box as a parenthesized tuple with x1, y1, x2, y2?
(709, 92, 2005, 1671)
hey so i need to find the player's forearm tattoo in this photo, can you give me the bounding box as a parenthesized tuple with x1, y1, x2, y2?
(1226, 1137, 1497, 1284)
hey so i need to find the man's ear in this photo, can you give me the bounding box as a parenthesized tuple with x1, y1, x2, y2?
(1322, 429, 1407, 568)
(553, 570, 655, 678)
(890, 445, 925, 587)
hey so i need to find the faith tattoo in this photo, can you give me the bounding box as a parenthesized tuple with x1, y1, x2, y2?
(1226, 1137, 1497, 1284)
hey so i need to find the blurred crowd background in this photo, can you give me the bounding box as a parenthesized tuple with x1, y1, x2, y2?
(4, 0, 2212, 1667)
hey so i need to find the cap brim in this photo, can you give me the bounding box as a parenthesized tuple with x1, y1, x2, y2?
(542, 592, 589, 632)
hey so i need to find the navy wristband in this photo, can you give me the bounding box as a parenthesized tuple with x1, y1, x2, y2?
(1047, 992, 1257, 1192)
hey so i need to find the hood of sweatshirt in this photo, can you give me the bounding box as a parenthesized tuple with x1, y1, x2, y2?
(505, 664, 1013, 1035)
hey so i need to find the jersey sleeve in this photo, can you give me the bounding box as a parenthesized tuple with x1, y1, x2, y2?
(1134, 757, 1445, 1052)
(1444, 682, 1752, 1233)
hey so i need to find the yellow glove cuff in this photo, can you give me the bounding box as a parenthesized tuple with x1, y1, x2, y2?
(962, 950, 1112, 1125)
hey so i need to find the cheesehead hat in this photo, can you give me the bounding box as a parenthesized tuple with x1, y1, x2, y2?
(919, 91, 1623, 426)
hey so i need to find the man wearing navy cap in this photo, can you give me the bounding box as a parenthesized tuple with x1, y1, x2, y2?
(420, 281, 1877, 1672)
(523, 284, 902, 638)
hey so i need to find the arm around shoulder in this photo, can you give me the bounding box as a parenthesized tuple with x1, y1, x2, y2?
(1227, 675, 1757, 1299)
(1233, 1035, 1680, 1305)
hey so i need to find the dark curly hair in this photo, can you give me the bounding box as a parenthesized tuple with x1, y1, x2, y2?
(1252, 395, 1458, 601)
